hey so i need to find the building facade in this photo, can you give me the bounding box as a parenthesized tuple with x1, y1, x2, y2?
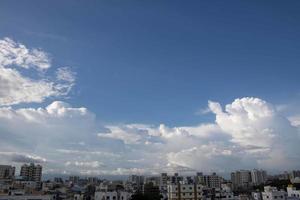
(262, 186, 287, 200)
(94, 191, 131, 200)
(167, 183, 203, 200)
(251, 169, 267, 185)
(20, 163, 42, 182)
(231, 170, 252, 188)
(0, 165, 15, 180)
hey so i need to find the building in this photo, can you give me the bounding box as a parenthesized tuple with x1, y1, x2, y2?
(160, 173, 168, 185)
(0, 194, 55, 200)
(128, 175, 144, 192)
(287, 186, 300, 199)
(0, 165, 15, 180)
(169, 173, 183, 184)
(145, 176, 160, 186)
(231, 170, 252, 189)
(289, 171, 300, 180)
(262, 186, 287, 200)
(252, 192, 262, 200)
(94, 191, 131, 200)
(69, 176, 80, 184)
(251, 169, 267, 185)
(214, 184, 235, 200)
(195, 172, 204, 185)
(20, 163, 42, 182)
(195, 172, 223, 188)
(167, 183, 203, 200)
(203, 173, 223, 188)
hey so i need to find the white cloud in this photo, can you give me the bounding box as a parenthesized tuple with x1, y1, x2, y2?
(65, 161, 104, 168)
(0, 98, 299, 175)
(0, 46, 299, 176)
(0, 38, 75, 106)
(96, 97, 300, 173)
(56, 67, 76, 83)
(288, 115, 300, 127)
(0, 152, 47, 163)
(0, 67, 59, 106)
(0, 37, 50, 70)
(209, 97, 277, 147)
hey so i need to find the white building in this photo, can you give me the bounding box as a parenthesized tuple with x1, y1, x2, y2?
(251, 169, 267, 185)
(215, 186, 235, 200)
(262, 186, 287, 200)
(167, 183, 203, 200)
(287, 186, 300, 199)
(252, 192, 262, 200)
(94, 191, 131, 200)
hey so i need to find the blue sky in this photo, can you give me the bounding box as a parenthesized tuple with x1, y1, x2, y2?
(0, 1, 300, 175)
(1, 0, 300, 125)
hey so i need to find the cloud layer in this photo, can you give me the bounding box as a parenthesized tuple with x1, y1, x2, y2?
(0, 97, 299, 175)
(0, 38, 299, 176)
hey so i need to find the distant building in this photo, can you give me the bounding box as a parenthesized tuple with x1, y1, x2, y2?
(195, 172, 204, 185)
(94, 191, 131, 200)
(287, 186, 300, 199)
(0, 194, 55, 200)
(167, 183, 203, 200)
(251, 169, 267, 185)
(262, 186, 287, 200)
(145, 176, 160, 186)
(160, 173, 168, 186)
(20, 163, 42, 182)
(289, 171, 300, 180)
(169, 173, 183, 184)
(196, 172, 223, 188)
(69, 176, 80, 184)
(214, 184, 235, 200)
(203, 173, 223, 188)
(252, 192, 262, 200)
(0, 165, 15, 180)
(128, 175, 144, 192)
(231, 170, 252, 188)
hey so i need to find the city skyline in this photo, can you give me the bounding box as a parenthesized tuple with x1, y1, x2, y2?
(0, 1, 300, 175)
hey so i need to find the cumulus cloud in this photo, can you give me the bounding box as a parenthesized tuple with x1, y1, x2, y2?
(0, 42, 299, 176)
(1, 97, 300, 175)
(96, 97, 300, 173)
(0, 37, 75, 106)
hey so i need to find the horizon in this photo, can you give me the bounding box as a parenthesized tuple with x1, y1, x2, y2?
(0, 1, 300, 176)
